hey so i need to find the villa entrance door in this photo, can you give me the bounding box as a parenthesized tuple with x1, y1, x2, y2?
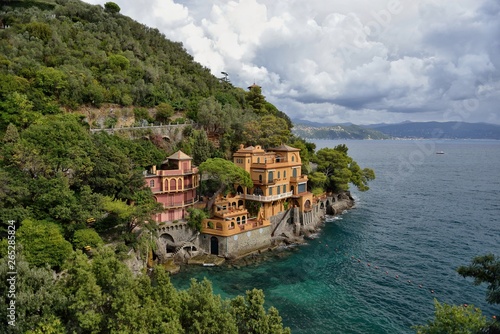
(210, 237, 219, 255)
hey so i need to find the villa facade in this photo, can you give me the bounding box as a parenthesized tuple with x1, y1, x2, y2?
(199, 144, 314, 257)
(144, 151, 200, 223)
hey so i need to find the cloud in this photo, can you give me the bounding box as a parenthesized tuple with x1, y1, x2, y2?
(83, 0, 499, 124)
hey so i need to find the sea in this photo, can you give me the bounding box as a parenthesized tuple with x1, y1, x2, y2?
(171, 139, 500, 333)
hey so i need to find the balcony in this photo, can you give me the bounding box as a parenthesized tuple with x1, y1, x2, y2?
(290, 175, 308, 183)
(244, 191, 293, 202)
(252, 178, 276, 185)
(155, 167, 198, 176)
(201, 218, 271, 237)
(164, 198, 199, 209)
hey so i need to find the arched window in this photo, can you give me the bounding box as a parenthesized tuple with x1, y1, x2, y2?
(149, 180, 155, 187)
(254, 187, 264, 196)
(237, 217, 241, 224)
(242, 216, 246, 223)
(170, 179, 176, 190)
(178, 179, 182, 189)
(292, 155, 295, 162)
(259, 175, 262, 183)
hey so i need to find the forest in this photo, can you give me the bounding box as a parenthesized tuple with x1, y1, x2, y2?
(0, 0, 376, 332)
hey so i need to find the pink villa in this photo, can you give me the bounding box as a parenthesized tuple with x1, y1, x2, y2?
(144, 151, 200, 223)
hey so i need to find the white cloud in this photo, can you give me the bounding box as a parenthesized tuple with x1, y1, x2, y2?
(83, 0, 499, 124)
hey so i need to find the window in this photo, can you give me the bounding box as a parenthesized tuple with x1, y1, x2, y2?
(283, 185, 286, 193)
(268, 171, 273, 183)
(277, 171, 280, 178)
(269, 187, 273, 195)
(259, 175, 262, 183)
(149, 180, 155, 187)
(293, 168, 297, 178)
(298, 183, 306, 193)
(292, 155, 295, 162)
(284, 170, 286, 178)
(277, 186, 280, 195)
(257, 157, 260, 163)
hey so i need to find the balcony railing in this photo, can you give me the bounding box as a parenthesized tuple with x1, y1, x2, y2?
(243, 191, 293, 202)
(164, 198, 199, 208)
(252, 178, 276, 185)
(201, 218, 270, 237)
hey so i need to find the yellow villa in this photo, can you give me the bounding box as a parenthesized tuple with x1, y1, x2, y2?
(200, 144, 314, 257)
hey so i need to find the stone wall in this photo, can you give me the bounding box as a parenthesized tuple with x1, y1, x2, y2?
(155, 222, 199, 261)
(90, 123, 189, 142)
(199, 226, 272, 258)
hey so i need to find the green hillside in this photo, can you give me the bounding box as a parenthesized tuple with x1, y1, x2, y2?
(292, 123, 391, 140)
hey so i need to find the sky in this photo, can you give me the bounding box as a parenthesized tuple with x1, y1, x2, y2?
(83, 0, 500, 125)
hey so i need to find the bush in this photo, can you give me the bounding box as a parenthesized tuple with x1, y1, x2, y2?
(72, 228, 104, 250)
(134, 107, 153, 124)
(17, 219, 73, 269)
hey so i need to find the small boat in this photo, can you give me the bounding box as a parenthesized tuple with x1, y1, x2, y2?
(203, 263, 215, 267)
(436, 151, 445, 154)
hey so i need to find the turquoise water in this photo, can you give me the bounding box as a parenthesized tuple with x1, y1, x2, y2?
(171, 140, 500, 333)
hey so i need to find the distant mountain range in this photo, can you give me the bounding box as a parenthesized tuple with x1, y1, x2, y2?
(292, 121, 500, 139)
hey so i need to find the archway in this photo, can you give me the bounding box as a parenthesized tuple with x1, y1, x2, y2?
(161, 233, 176, 255)
(210, 237, 219, 255)
(237, 185, 243, 194)
(254, 187, 264, 196)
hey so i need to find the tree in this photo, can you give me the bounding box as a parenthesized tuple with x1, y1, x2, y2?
(312, 145, 375, 193)
(231, 288, 291, 334)
(245, 85, 266, 114)
(72, 228, 104, 250)
(179, 278, 238, 334)
(104, 2, 121, 14)
(242, 115, 291, 148)
(0, 254, 67, 333)
(186, 208, 208, 232)
(413, 299, 487, 334)
(457, 254, 500, 305)
(191, 130, 213, 165)
(199, 158, 253, 209)
(17, 219, 73, 269)
(10, 114, 94, 180)
(155, 102, 174, 123)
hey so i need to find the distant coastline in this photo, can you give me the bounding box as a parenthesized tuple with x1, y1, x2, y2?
(293, 121, 500, 140)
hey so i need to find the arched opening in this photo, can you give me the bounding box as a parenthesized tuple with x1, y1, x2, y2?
(254, 187, 264, 196)
(162, 234, 176, 255)
(258, 175, 262, 183)
(304, 200, 311, 210)
(215, 222, 223, 231)
(210, 237, 219, 255)
(170, 179, 176, 190)
(242, 216, 246, 223)
(238, 199, 244, 208)
(291, 185, 295, 194)
(320, 202, 325, 209)
(178, 179, 182, 189)
(237, 185, 243, 194)
(237, 217, 241, 224)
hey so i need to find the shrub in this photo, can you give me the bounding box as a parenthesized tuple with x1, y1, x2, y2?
(72, 228, 104, 250)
